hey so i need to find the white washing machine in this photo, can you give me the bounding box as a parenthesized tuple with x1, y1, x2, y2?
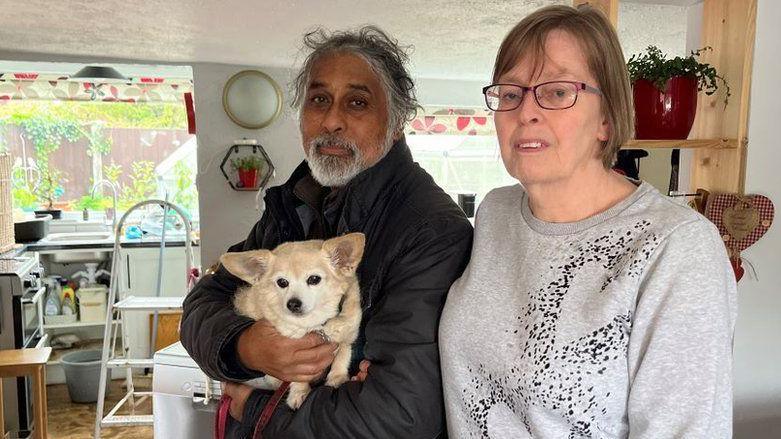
(153, 342, 222, 438)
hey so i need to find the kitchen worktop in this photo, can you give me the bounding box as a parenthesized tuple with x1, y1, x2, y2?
(19, 235, 199, 252)
(12, 236, 199, 254)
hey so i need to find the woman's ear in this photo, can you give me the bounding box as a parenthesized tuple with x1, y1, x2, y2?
(597, 118, 610, 143)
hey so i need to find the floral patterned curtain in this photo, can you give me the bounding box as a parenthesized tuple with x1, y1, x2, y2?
(0, 72, 193, 103)
(407, 106, 495, 136)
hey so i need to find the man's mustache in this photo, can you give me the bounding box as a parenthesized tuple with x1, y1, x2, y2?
(309, 135, 359, 156)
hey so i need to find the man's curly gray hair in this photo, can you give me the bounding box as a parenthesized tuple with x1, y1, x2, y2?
(291, 25, 419, 136)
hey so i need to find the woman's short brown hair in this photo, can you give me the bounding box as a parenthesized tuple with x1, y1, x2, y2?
(492, 5, 633, 168)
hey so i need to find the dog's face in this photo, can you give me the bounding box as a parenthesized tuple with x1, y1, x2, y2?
(220, 233, 365, 327)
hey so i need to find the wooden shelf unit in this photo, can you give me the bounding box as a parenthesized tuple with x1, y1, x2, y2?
(575, 0, 757, 194)
(622, 139, 738, 150)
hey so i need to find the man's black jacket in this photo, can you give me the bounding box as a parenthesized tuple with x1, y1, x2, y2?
(181, 139, 473, 438)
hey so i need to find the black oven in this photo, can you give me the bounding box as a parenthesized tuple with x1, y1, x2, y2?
(0, 256, 47, 437)
(15, 286, 45, 350)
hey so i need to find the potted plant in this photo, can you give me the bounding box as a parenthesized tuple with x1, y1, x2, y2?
(627, 46, 730, 139)
(231, 155, 265, 189)
(33, 168, 65, 219)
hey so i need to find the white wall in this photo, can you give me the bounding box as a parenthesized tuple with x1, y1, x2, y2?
(733, 0, 781, 436)
(191, 63, 303, 268)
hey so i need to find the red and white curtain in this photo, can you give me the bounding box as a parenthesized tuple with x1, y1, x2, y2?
(407, 106, 495, 136)
(0, 72, 193, 104)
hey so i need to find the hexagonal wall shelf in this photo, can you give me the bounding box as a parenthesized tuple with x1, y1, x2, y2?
(220, 142, 275, 191)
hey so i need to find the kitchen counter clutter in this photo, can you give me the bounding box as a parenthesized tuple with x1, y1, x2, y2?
(11, 227, 203, 386)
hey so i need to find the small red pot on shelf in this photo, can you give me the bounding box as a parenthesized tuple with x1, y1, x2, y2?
(237, 168, 259, 189)
(633, 76, 698, 140)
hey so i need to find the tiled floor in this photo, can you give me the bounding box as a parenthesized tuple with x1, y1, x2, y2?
(47, 377, 153, 439)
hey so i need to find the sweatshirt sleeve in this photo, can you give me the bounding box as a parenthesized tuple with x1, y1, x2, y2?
(627, 218, 738, 438)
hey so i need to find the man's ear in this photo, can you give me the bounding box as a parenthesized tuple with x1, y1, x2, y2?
(322, 233, 365, 273)
(219, 250, 273, 284)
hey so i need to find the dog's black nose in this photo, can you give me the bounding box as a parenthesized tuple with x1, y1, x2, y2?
(287, 298, 303, 314)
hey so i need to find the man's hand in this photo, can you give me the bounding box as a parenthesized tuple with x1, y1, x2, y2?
(222, 382, 254, 421)
(237, 319, 337, 382)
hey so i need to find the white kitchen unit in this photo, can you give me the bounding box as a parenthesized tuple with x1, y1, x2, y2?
(118, 246, 200, 360)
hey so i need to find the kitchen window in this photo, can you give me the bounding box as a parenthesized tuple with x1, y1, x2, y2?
(0, 63, 199, 231)
(406, 107, 515, 208)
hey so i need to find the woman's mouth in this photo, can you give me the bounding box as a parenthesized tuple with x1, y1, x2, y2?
(514, 140, 550, 152)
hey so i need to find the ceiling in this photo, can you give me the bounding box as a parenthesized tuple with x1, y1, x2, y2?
(0, 0, 572, 81)
(0, 0, 700, 81)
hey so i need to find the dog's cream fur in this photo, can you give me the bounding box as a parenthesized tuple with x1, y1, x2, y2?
(219, 233, 364, 409)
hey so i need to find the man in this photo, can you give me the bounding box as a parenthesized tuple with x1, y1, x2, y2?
(181, 26, 473, 438)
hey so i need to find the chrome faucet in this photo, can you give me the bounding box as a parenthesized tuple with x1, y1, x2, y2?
(90, 180, 119, 234)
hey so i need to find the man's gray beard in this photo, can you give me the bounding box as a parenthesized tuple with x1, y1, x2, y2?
(305, 133, 394, 187)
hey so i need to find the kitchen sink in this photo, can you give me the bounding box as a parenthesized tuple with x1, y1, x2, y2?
(40, 232, 114, 263)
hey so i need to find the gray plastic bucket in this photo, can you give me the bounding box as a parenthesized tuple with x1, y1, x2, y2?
(60, 349, 107, 403)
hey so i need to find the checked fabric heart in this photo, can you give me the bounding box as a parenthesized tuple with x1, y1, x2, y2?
(704, 193, 774, 281)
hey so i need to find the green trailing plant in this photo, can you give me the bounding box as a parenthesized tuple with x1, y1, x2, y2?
(627, 45, 730, 106)
(0, 101, 186, 129)
(20, 115, 82, 166)
(82, 121, 113, 157)
(230, 155, 265, 171)
(16, 115, 82, 208)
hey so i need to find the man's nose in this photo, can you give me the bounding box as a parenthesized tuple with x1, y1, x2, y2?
(287, 298, 303, 314)
(321, 105, 346, 133)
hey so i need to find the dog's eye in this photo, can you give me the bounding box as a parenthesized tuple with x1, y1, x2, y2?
(306, 275, 321, 286)
(276, 278, 289, 288)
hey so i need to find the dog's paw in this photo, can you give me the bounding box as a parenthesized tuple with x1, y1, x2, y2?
(286, 387, 309, 410)
(323, 320, 353, 342)
(325, 373, 349, 388)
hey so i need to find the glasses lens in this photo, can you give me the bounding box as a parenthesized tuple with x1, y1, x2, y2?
(535, 82, 578, 110)
(485, 85, 524, 111)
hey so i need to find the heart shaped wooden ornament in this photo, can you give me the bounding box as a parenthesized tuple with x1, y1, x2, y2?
(705, 193, 774, 253)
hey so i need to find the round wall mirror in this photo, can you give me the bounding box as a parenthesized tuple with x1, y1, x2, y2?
(222, 70, 282, 129)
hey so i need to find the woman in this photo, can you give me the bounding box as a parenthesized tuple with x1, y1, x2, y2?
(439, 5, 737, 438)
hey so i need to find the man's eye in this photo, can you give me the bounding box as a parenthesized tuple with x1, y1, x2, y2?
(349, 99, 367, 108)
(276, 278, 289, 288)
(307, 275, 321, 286)
(309, 95, 328, 105)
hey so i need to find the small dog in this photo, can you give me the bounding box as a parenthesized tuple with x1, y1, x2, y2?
(219, 233, 364, 409)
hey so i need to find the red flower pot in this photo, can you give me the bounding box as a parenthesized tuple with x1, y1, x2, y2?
(237, 169, 259, 188)
(633, 76, 698, 139)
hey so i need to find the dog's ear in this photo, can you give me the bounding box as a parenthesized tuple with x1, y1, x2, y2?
(219, 250, 273, 284)
(322, 233, 365, 273)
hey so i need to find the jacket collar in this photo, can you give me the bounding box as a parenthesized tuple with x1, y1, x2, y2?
(272, 137, 415, 231)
